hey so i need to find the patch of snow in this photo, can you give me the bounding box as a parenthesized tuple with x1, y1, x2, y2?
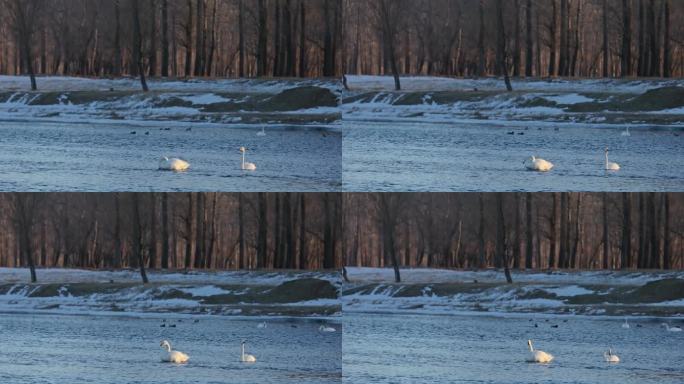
(545, 285, 595, 297)
(544, 93, 594, 105)
(177, 285, 231, 297)
(178, 94, 231, 105)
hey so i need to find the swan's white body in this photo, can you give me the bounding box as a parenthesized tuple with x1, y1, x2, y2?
(621, 127, 631, 137)
(604, 348, 620, 363)
(526, 340, 554, 363)
(257, 321, 267, 329)
(621, 318, 630, 329)
(159, 157, 190, 171)
(524, 156, 554, 172)
(160, 340, 189, 363)
(319, 325, 336, 333)
(257, 127, 266, 137)
(662, 323, 683, 332)
(605, 149, 620, 171)
(240, 147, 257, 171)
(241, 341, 257, 363)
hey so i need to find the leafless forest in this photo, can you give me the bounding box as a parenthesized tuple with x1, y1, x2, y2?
(344, 193, 683, 281)
(344, 0, 683, 85)
(0, 193, 342, 282)
(0, 0, 343, 82)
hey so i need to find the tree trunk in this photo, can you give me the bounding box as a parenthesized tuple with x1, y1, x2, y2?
(559, 0, 569, 76)
(478, 193, 486, 268)
(194, 0, 204, 76)
(114, 0, 123, 75)
(603, 193, 610, 269)
(161, 192, 169, 269)
(149, 0, 157, 77)
(496, 193, 513, 283)
(663, 193, 670, 269)
(185, 0, 193, 76)
(496, 0, 513, 91)
(622, 0, 632, 77)
(257, 0, 268, 77)
(132, 0, 149, 91)
(161, 0, 169, 77)
(298, 1, 306, 77)
(238, 0, 245, 77)
(299, 194, 306, 269)
(548, 0, 558, 76)
(621, 193, 632, 269)
(603, 0, 609, 77)
(257, 193, 267, 269)
(513, 0, 521, 77)
(477, 0, 486, 77)
(525, 193, 533, 269)
(663, 0, 671, 77)
(238, 193, 245, 269)
(132, 194, 149, 284)
(525, 0, 533, 77)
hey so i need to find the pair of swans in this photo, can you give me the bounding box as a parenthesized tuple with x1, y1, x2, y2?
(159, 339, 257, 364)
(524, 148, 621, 173)
(158, 146, 257, 172)
(527, 340, 621, 364)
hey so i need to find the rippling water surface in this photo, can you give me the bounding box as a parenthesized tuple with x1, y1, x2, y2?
(343, 313, 684, 383)
(0, 313, 341, 384)
(0, 121, 341, 191)
(343, 121, 684, 191)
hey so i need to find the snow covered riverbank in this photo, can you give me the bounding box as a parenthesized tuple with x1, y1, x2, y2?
(0, 76, 341, 126)
(342, 75, 684, 127)
(0, 268, 341, 318)
(342, 267, 684, 317)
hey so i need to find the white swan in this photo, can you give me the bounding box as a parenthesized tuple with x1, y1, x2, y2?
(662, 323, 683, 332)
(621, 127, 631, 137)
(240, 147, 257, 171)
(604, 148, 620, 171)
(256, 127, 266, 137)
(621, 318, 630, 329)
(319, 325, 336, 333)
(159, 156, 190, 171)
(240, 340, 257, 363)
(526, 340, 554, 363)
(160, 340, 189, 363)
(604, 348, 620, 363)
(257, 321, 267, 329)
(524, 156, 554, 172)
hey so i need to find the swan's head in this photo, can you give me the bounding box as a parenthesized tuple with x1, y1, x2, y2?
(239, 146, 247, 153)
(160, 156, 169, 162)
(527, 339, 532, 347)
(241, 340, 247, 345)
(605, 147, 609, 153)
(160, 340, 171, 351)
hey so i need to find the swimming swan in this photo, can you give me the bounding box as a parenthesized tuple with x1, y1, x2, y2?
(240, 340, 257, 363)
(662, 323, 683, 332)
(160, 340, 189, 363)
(604, 148, 620, 171)
(256, 127, 266, 137)
(604, 348, 620, 363)
(159, 156, 190, 171)
(319, 325, 336, 333)
(621, 318, 630, 329)
(526, 340, 554, 363)
(621, 127, 630, 137)
(524, 156, 554, 172)
(257, 321, 267, 329)
(240, 147, 257, 171)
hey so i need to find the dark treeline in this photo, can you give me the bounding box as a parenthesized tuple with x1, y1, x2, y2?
(344, 193, 684, 282)
(0, 193, 342, 282)
(0, 0, 343, 86)
(344, 0, 684, 89)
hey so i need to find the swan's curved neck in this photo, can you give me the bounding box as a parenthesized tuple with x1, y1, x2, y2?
(528, 342, 534, 352)
(241, 343, 245, 359)
(242, 152, 246, 168)
(163, 343, 171, 352)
